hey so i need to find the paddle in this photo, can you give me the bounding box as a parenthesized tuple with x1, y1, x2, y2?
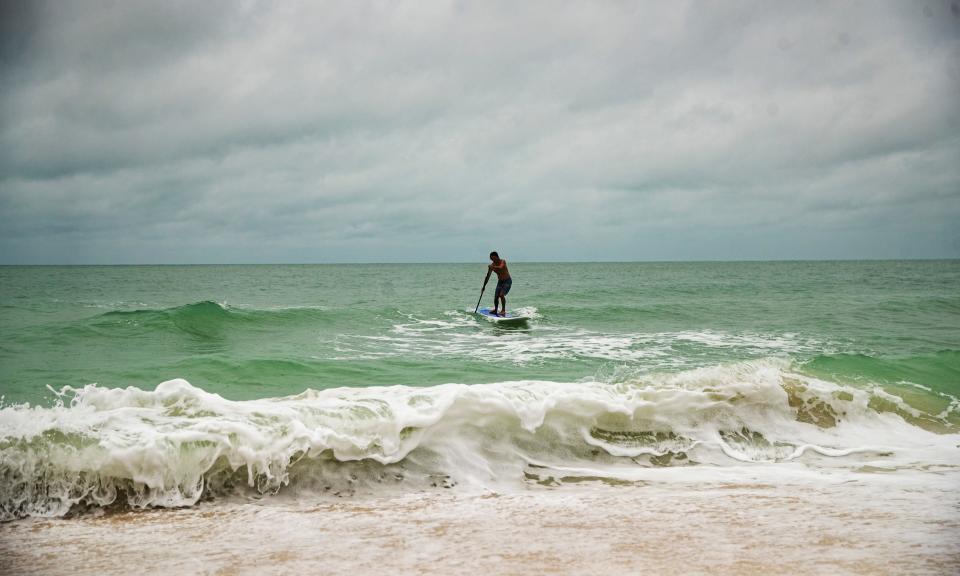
(474, 278, 489, 313)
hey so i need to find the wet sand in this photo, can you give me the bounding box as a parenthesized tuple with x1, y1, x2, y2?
(3, 475, 959, 576)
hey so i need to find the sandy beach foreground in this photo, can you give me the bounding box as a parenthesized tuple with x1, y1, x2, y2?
(3, 474, 958, 576)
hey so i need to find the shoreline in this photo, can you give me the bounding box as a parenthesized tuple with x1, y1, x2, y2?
(3, 476, 958, 576)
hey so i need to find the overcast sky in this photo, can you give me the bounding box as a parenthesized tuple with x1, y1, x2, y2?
(1, 1, 958, 263)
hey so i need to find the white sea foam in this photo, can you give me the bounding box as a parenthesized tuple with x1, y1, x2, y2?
(1, 359, 957, 520)
(333, 313, 828, 367)
(7, 475, 960, 575)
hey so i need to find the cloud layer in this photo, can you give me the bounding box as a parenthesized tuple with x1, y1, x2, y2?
(2, 0, 959, 263)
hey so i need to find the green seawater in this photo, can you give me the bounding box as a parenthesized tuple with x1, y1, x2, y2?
(1, 261, 958, 412)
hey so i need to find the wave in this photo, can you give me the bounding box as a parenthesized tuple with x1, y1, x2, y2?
(1, 359, 957, 520)
(802, 350, 960, 393)
(57, 301, 338, 341)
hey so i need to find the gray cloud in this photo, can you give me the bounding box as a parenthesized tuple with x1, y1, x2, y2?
(1, 0, 959, 263)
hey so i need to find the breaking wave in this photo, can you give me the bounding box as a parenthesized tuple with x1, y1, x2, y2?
(2, 359, 958, 520)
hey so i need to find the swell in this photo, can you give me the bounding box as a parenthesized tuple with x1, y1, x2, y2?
(802, 350, 960, 393)
(1, 360, 957, 520)
(59, 301, 343, 340)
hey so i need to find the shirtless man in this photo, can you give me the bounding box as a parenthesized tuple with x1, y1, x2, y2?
(484, 251, 511, 317)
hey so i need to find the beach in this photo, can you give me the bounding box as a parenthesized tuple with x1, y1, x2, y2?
(4, 475, 959, 575)
(4, 0, 960, 572)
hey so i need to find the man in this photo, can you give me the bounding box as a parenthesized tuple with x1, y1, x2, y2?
(484, 251, 511, 317)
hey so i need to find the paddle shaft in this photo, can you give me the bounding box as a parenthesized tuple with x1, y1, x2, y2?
(474, 280, 488, 313)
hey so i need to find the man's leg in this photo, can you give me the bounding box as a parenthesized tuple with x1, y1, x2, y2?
(499, 280, 510, 316)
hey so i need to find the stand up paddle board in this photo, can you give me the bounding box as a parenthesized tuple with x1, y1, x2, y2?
(475, 307, 531, 325)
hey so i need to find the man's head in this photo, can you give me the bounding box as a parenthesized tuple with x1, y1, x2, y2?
(489, 251, 499, 262)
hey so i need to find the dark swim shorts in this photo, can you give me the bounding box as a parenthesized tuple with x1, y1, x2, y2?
(495, 278, 512, 297)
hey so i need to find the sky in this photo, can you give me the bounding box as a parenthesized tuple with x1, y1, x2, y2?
(1, 0, 958, 264)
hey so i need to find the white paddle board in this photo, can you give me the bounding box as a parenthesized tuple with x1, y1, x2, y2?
(475, 307, 531, 324)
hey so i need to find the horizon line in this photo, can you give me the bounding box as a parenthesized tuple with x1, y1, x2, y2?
(1, 257, 958, 266)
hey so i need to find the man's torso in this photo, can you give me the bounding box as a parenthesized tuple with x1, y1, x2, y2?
(492, 261, 510, 281)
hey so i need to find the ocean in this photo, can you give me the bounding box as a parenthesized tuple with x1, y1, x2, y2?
(2, 261, 959, 573)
